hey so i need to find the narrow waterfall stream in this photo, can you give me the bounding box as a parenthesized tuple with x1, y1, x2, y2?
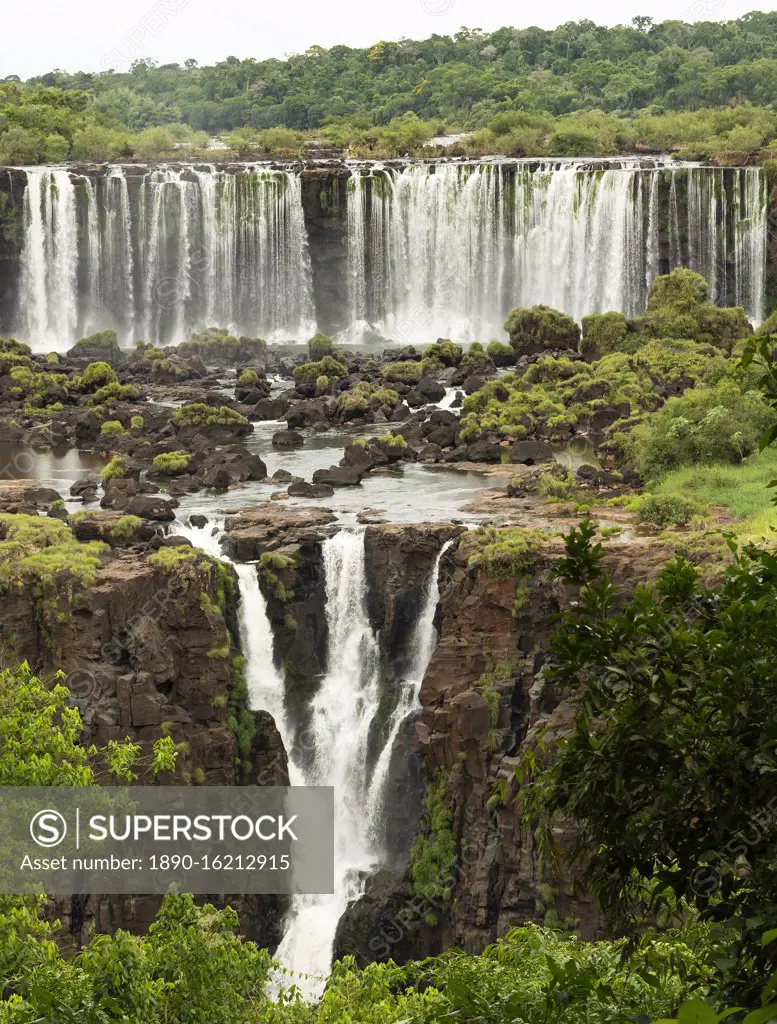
(173, 518, 450, 998)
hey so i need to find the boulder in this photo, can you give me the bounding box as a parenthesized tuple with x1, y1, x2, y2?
(272, 429, 304, 449)
(252, 396, 291, 421)
(510, 439, 553, 465)
(312, 466, 364, 487)
(287, 481, 335, 498)
(416, 377, 446, 403)
(123, 495, 176, 521)
(462, 375, 485, 395)
(465, 439, 502, 462)
(202, 466, 232, 490)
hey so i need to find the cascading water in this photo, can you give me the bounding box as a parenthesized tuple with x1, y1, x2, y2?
(275, 531, 450, 997)
(273, 530, 384, 995)
(19, 168, 79, 347)
(151, 518, 450, 997)
(343, 159, 769, 342)
(15, 165, 317, 349)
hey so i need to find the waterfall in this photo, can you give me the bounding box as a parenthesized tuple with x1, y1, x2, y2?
(733, 167, 767, 325)
(11, 160, 769, 349)
(15, 165, 316, 349)
(273, 530, 383, 995)
(18, 168, 79, 349)
(342, 160, 769, 341)
(275, 532, 451, 997)
(154, 518, 451, 996)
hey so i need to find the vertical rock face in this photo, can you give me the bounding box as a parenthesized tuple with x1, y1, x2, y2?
(415, 538, 673, 954)
(0, 519, 289, 950)
(336, 534, 673, 964)
(0, 168, 26, 336)
(300, 167, 351, 336)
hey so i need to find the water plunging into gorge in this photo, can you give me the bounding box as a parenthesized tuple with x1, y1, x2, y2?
(172, 518, 450, 997)
(344, 161, 767, 340)
(3, 160, 769, 349)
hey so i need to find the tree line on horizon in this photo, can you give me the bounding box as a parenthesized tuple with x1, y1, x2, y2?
(4, 14, 777, 163)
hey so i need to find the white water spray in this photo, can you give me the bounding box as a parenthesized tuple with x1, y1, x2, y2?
(276, 532, 451, 997)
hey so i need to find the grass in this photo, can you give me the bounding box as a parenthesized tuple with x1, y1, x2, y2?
(652, 447, 777, 539)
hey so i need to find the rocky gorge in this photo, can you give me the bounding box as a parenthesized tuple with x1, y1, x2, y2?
(0, 257, 754, 990)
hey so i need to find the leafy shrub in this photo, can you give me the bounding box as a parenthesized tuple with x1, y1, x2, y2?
(486, 339, 515, 365)
(152, 451, 192, 474)
(423, 340, 462, 367)
(580, 312, 628, 359)
(90, 382, 140, 405)
(465, 526, 544, 578)
(110, 515, 143, 542)
(376, 432, 407, 448)
(130, 415, 144, 430)
(504, 304, 580, 354)
(633, 492, 705, 527)
(633, 267, 751, 352)
(172, 403, 249, 427)
(100, 456, 126, 480)
(237, 368, 260, 387)
(382, 360, 423, 384)
(626, 380, 774, 479)
(293, 355, 347, 383)
(460, 341, 493, 372)
(100, 419, 125, 436)
(81, 361, 118, 389)
(308, 331, 335, 360)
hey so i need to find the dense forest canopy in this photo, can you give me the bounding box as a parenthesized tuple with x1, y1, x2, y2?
(5, 13, 777, 161)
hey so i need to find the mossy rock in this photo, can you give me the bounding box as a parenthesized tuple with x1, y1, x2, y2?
(580, 312, 628, 360)
(67, 329, 122, 363)
(504, 305, 580, 355)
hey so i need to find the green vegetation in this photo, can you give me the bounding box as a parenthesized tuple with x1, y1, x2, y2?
(80, 361, 118, 389)
(0, 514, 107, 591)
(293, 354, 347, 384)
(90, 381, 141, 405)
(336, 382, 400, 416)
(505, 304, 580, 354)
(152, 450, 192, 474)
(172, 403, 249, 427)
(100, 455, 126, 480)
(579, 311, 628, 359)
(307, 331, 335, 361)
(632, 491, 705, 527)
(523, 519, 777, 999)
(100, 419, 125, 436)
(486, 339, 515, 365)
(382, 360, 423, 384)
(228, 654, 255, 780)
(423, 340, 463, 368)
(237, 368, 260, 387)
(650, 448, 777, 538)
(10, 16, 777, 161)
(257, 552, 296, 603)
(409, 771, 456, 921)
(109, 515, 144, 543)
(623, 379, 774, 479)
(376, 432, 407, 448)
(130, 415, 144, 430)
(465, 525, 544, 578)
(632, 268, 751, 352)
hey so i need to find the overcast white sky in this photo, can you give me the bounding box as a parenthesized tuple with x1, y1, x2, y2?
(2, 0, 771, 80)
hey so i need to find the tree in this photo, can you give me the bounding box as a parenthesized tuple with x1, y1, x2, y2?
(0, 125, 43, 164)
(523, 520, 777, 1000)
